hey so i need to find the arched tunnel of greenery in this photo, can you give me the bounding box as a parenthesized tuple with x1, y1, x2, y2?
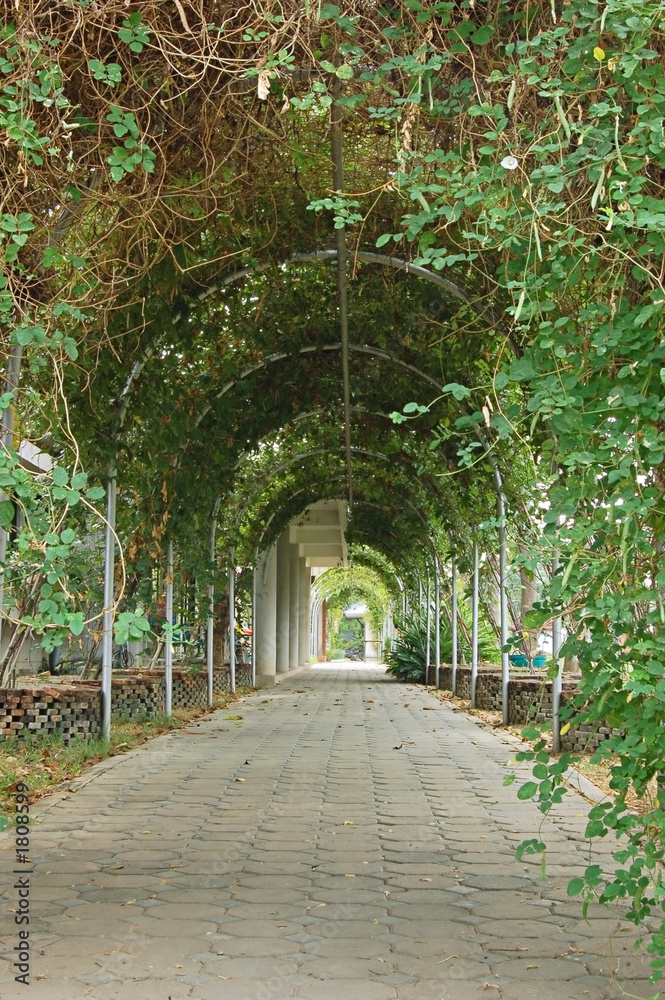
(2, 0, 665, 975)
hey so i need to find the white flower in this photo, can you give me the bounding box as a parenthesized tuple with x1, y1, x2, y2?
(501, 155, 519, 170)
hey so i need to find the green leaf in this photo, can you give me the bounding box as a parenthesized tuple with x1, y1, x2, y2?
(69, 615, 85, 636)
(376, 233, 392, 248)
(335, 63, 354, 80)
(508, 358, 536, 382)
(470, 24, 494, 45)
(600, 882, 624, 901)
(567, 877, 585, 896)
(52, 467, 68, 487)
(60, 528, 76, 544)
(318, 3, 341, 19)
(517, 781, 538, 800)
(0, 499, 14, 528)
(14, 324, 45, 346)
(523, 607, 549, 629)
(63, 337, 79, 360)
(585, 820, 607, 840)
(443, 382, 471, 400)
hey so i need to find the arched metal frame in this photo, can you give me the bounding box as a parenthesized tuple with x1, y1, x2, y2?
(99, 248, 517, 727)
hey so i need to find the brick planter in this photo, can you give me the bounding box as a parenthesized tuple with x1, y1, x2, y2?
(0, 663, 254, 742)
(433, 663, 614, 753)
(0, 685, 101, 742)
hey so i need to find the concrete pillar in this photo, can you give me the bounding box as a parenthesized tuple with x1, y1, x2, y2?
(288, 543, 300, 669)
(276, 531, 290, 674)
(254, 545, 277, 685)
(298, 557, 310, 667)
(365, 621, 378, 661)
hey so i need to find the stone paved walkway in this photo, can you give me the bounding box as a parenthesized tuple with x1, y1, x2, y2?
(0, 664, 656, 999)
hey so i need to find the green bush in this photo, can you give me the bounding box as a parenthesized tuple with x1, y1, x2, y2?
(386, 603, 496, 683)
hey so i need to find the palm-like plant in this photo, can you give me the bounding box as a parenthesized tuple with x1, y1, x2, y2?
(386, 603, 497, 683)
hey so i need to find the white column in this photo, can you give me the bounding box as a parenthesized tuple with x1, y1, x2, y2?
(298, 557, 310, 667)
(289, 542, 300, 669)
(254, 545, 277, 685)
(275, 530, 290, 674)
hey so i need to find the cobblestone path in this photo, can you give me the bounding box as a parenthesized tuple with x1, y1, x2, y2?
(0, 664, 655, 999)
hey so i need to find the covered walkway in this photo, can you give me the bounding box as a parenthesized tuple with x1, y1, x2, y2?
(0, 664, 652, 999)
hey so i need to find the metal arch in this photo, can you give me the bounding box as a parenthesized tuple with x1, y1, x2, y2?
(249, 455, 441, 570)
(193, 345, 506, 571)
(228, 442, 447, 546)
(190, 340, 444, 432)
(108, 249, 482, 435)
(350, 498, 438, 572)
(198, 249, 480, 313)
(88, 240, 515, 736)
(251, 477, 347, 561)
(226, 446, 392, 548)
(105, 245, 519, 444)
(196, 349, 511, 710)
(226, 403, 420, 479)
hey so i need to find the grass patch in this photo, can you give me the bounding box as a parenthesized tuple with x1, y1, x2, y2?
(0, 689, 248, 825)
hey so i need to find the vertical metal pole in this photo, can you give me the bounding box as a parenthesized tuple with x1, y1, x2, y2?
(471, 541, 479, 707)
(101, 469, 116, 740)
(0, 343, 23, 655)
(476, 436, 510, 724)
(451, 556, 458, 695)
(251, 568, 256, 687)
(551, 553, 563, 751)
(434, 557, 441, 684)
(425, 572, 431, 679)
(164, 540, 174, 717)
(229, 554, 236, 693)
(499, 516, 510, 725)
(206, 515, 216, 708)
(330, 77, 353, 509)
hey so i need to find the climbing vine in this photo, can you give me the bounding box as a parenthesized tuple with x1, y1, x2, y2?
(1, 0, 665, 978)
